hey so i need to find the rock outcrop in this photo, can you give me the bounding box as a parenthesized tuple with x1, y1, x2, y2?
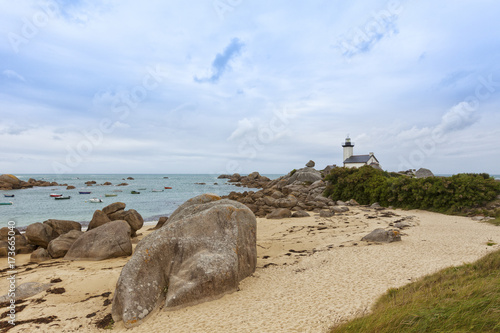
(65, 220, 132, 261)
(112, 194, 257, 328)
(0, 174, 69, 190)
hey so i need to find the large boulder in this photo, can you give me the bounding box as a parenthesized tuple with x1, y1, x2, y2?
(287, 167, 322, 185)
(25, 223, 54, 248)
(0, 174, 21, 189)
(361, 228, 402, 243)
(102, 202, 126, 215)
(43, 219, 81, 238)
(415, 168, 434, 178)
(112, 194, 257, 328)
(64, 221, 132, 261)
(47, 230, 84, 258)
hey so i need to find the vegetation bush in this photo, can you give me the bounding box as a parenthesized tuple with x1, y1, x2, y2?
(324, 166, 500, 214)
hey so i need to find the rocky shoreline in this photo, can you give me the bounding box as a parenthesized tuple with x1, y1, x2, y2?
(222, 161, 345, 218)
(0, 174, 69, 191)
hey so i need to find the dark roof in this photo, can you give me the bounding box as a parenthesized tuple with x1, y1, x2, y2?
(344, 154, 373, 164)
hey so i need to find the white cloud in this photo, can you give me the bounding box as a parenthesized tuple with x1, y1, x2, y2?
(2, 69, 25, 81)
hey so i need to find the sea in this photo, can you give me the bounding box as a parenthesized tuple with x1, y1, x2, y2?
(0, 174, 282, 230)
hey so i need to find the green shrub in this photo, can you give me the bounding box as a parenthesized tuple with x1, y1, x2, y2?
(323, 166, 500, 214)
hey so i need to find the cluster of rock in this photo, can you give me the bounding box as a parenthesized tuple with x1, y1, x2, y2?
(112, 194, 257, 328)
(0, 202, 143, 262)
(0, 174, 68, 190)
(222, 162, 346, 218)
(218, 172, 271, 188)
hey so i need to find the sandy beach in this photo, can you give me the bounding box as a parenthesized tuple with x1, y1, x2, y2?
(1, 206, 499, 333)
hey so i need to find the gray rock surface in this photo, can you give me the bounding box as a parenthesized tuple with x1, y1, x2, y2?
(112, 194, 257, 328)
(65, 220, 132, 261)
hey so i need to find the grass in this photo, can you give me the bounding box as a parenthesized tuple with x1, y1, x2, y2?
(330, 248, 500, 333)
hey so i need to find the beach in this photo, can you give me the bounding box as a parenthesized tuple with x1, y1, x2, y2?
(1, 205, 499, 333)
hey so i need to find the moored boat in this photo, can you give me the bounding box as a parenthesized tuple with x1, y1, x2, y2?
(105, 194, 118, 197)
(138, 188, 147, 190)
(50, 193, 62, 197)
(152, 189, 164, 192)
(164, 186, 172, 189)
(79, 191, 92, 194)
(54, 196, 71, 200)
(0, 201, 13, 205)
(3, 194, 14, 197)
(131, 191, 140, 194)
(89, 198, 103, 203)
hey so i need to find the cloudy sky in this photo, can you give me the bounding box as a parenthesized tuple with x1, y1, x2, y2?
(1, 0, 499, 175)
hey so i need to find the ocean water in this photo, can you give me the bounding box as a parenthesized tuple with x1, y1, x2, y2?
(0, 174, 281, 229)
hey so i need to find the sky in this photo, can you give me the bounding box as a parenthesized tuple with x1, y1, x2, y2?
(1, 0, 500, 175)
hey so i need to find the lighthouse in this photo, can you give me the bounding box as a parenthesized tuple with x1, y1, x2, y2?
(342, 136, 354, 162)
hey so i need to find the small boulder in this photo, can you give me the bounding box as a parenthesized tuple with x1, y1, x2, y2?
(47, 230, 84, 258)
(361, 228, 401, 243)
(152, 217, 168, 229)
(319, 210, 334, 217)
(266, 208, 292, 219)
(331, 206, 349, 213)
(30, 247, 51, 262)
(306, 160, 315, 167)
(103, 202, 126, 215)
(65, 221, 132, 261)
(292, 210, 310, 218)
(88, 210, 112, 231)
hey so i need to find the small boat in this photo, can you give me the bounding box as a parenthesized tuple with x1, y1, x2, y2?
(54, 196, 71, 200)
(50, 193, 62, 197)
(138, 188, 146, 190)
(3, 194, 14, 197)
(164, 186, 172, 189)
(131, 191, 140, 194)
(79, 191, 92, 194)
(0, 201, 13, 205)
(89, 198, 103, 203)
(152, 189, 164, 192)
(105, 194, 118, 197)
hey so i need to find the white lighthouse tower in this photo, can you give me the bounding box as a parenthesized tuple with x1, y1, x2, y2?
(342, 136, 354, 162)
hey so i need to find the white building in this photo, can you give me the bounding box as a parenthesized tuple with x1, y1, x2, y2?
(342, 137, 381, 169)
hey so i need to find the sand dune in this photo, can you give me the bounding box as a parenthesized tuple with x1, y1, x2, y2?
(1, 206, 499, 332)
